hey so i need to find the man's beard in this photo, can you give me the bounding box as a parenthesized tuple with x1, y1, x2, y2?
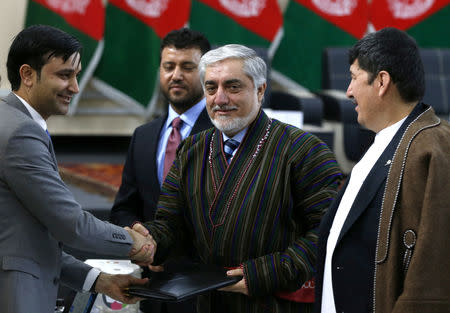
(210, 103, 260, 136)
(161, 85, 203, 112)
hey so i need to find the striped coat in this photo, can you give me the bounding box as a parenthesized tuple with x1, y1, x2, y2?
(146, 111, 342, 313)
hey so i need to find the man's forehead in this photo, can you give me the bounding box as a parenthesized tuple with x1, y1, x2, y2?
(350, 60, 362, 73)
(162, 46, 201, 59)
(45, 52, 82, 71)
(205, 59, 246, 77)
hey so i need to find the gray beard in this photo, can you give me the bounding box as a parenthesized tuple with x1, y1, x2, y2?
(210, 104, 260, 136)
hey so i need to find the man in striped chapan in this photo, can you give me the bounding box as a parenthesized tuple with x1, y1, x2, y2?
(134, 44, 342, 313)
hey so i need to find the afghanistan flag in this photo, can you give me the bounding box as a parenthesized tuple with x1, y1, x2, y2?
(370, 0, 450, 47)
(190, 0, 283, 59)
(92, 0, 191, 115)
(271, 0, 367, 91)
(25, 0, 105, 114)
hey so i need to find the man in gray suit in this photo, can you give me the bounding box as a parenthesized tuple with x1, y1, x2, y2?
(0, 25, 156, 313)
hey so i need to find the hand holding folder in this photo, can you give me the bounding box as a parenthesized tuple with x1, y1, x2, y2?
(126, 263, 241, 302)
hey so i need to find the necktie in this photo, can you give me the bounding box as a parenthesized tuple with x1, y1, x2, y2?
(163, 117, 183, 180)
(224, 139, 239, 164)
(45, 129, 51, 138)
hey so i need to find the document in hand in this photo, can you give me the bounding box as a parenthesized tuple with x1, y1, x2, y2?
(126, 263, 241, 302)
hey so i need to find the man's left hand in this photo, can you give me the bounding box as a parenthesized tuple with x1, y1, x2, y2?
(94, 272, 148, 304)
(219, 268, 248, 295)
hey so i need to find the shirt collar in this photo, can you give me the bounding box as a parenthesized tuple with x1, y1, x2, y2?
(374, 116, 407, 145)
(14, 93, 48, 131)
(222, 127, 247, 144)
(165, 98, 206, 130)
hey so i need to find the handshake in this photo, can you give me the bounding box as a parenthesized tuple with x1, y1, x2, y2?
(125, 223, 157, 266)
(89, 223, 159, 305)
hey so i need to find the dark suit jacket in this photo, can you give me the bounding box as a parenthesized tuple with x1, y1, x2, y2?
(315, 104, 424, 313)
(110, 108, 212, 227)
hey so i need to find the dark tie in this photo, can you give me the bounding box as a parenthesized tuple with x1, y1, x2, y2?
(224, 139, 239, 164)
(163, 117, 183, 180)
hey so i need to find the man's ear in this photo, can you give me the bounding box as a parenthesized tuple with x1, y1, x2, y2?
(377, 70, 391, 97)
(257, 82, 267, 103)
(19, 64, 36, 88)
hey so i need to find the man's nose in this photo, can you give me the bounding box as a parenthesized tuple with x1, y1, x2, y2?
(346, 82, 352, 98)
(214, 86, 228, 105)
(68, 77, 79, 94)
(172, 66, 183, 81)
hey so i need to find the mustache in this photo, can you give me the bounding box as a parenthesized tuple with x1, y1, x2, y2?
(169, 82, 187, 89)
(211, 105, 238, 112)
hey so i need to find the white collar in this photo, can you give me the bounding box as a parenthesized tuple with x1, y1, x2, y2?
(14, 93, 48, 131)
(373, 116, 407, 145)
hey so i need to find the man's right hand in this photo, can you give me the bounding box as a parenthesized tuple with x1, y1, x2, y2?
(131, 223, 164, 272)
(125, 226, 156, 266)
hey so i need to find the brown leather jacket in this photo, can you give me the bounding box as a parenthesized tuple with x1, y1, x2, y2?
(375, 106, 450, 313)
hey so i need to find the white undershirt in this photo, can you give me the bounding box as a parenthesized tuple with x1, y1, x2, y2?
(321, 117, 406, 313)
(14, 93, 48, 131)
(14, 93, 100, 292)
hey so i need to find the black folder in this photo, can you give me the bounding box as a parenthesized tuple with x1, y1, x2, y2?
(127, 264, 241, 302)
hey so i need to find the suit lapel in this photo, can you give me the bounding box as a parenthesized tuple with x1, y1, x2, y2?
(337, 155, 391, 243)
(48, 139, 58, 170)
(336, 103, 425, 243)
(147, 116, 166, 195)
(320, 178, 349, 238)
(5, 92, 32, 118)
(5, 92, 58, 168)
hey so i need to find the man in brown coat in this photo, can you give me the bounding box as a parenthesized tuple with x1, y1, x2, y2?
(315, 27, 450, 313)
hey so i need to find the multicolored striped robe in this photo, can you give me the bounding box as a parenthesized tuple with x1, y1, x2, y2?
(146, 110, 342, 313)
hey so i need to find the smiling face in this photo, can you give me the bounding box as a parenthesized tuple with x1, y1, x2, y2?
(346, 59, 382, 132)
(204, 58, 265, 137)
(159, 46, 204, 114)
(26, 52, 81, 120)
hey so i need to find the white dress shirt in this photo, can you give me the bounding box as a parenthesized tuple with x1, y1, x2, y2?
(321, 117, 407, 313)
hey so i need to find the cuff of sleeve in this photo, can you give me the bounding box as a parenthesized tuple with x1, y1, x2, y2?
(243, 253, 297, 297)
(83, 267, 101, 293)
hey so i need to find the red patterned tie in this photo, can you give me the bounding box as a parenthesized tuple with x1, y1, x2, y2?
(163, 117, 183, 181)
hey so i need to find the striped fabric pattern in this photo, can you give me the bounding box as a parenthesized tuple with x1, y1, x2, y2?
(147, 110, 342, 313)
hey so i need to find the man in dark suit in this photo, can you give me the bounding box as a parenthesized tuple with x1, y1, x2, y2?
(110, 28, 212, 313)
(0, 25, 154, 313)
(315, 28, 450, 313)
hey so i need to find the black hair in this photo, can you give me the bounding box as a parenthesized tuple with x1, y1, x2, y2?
(7, 24, 82, 91)
(160, 28, 211, 58)
(349, 27, 425, 103)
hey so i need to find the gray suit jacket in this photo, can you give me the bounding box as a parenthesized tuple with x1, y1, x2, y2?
(0, 93, 133, 313)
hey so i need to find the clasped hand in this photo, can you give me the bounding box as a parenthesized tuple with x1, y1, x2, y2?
(125, 224, 156, 266)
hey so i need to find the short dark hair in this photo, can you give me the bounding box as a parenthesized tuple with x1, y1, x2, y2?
(349, 27, 425, 103)
(160, 28, 210, 59)
(7, 24, 82, 91)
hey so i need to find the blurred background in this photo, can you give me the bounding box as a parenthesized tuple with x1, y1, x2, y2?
(1, 1, 449, 309)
